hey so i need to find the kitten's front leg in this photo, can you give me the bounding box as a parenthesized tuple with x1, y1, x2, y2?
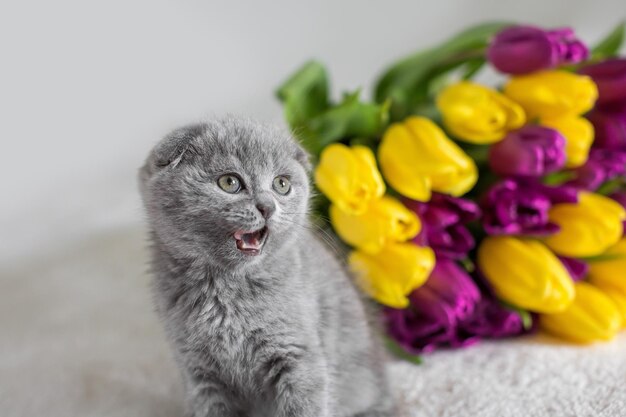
(184, 376, 240, 417)
(269, 353, 331, 417)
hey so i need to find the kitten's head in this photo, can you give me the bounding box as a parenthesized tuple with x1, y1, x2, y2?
(139, 117, 311, 270)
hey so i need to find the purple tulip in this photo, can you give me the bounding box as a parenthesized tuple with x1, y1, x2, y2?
(559, 256, 589, 281)
(405, 194, 481, 259)
(460, 296, 526, 338)
(489, 126, 566, 177)
(488, 26, 588, 75)
(587, 105, 626, 151)
(481, 179, 578, 236)
(579, 59, 626, 106)
(384, 259, 481, 353)
(566, 149, 626, 190)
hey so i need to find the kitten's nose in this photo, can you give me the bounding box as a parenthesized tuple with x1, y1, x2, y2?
(256, 198, 276, 219)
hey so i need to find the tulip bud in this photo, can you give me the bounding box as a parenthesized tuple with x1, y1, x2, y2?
(329, 196, 420, 254)
(349, 243, 435, 308)
(587, 105, 626, 151)
(596, 287, 626, 330)
(540, 116, 595, 168)
(541, 282, 622, 343)
(314, 144, 385, 215)
(488, 125, 566, 177)
(436, 81, 526, 144)
(406, 193, 480, 259)
(588, 238, 626, 295)
(566, 149, 626, 191)
(504, 71, 598, 119)
(384, 258, 481, 353)
(545, 192, 626, 258)
(478, 236, 575, 313)
(488, 26, 588, 75)
(579, 59, 626, 106)
(481, 179, 577, 236)
(378, 116, 478, 201)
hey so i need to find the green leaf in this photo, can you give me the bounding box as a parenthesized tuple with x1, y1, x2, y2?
(300, 93, 390, 155)
(591, 21, 625, 59)
(276, 61, 330, 129)
(542, 171, 577, 186)
(596, 178, 625, 195)
(374, 22, 513, 121)
(581, 252, 626, 263)
(499, 301, 533, 331)
(384, 336, 423, 365)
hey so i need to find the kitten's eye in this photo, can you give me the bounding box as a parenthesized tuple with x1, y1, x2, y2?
(273, 176, 291, 195)
(218, 174, 242, 194)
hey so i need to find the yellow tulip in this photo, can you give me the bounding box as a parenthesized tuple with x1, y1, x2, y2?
(541, 282, 622, 343)
(541, 116, 594, 168)
(378, 116, 478, 201)
(588, 238, 626, 294)
(595, 286, 626, 329)
(330, 196, 420, 254)
(504, 70, 598, 119)
(314, 144, 385, 215)
(544, 192, 626, 258)
(436, 81, 526, 144)
(477, 236, 575, 313)
(349, 243, 435, 308)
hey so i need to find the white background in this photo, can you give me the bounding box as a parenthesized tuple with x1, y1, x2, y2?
(1, 0, 625, 264)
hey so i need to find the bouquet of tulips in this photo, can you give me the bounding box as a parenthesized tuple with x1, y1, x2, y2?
(276, 22, 626, 355)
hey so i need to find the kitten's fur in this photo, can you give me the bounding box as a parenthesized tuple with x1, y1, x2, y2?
(139, 117, 394, 417)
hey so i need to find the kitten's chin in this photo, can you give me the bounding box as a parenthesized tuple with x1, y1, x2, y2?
(234, 226, 268, 256)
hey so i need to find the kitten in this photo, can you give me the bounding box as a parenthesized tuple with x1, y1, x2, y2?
(139, 117, 394, 417)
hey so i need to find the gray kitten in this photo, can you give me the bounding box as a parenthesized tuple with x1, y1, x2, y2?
(139, 117, 394, 417)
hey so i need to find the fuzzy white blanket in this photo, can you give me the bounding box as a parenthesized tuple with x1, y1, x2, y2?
(2, 225, 625, 417)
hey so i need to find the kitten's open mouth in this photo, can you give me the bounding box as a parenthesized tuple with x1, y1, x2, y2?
(234, 227, 268, 255)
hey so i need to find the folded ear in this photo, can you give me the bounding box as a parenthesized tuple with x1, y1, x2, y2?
(294, 144, 312, 174)
(152, 124, 204, 169)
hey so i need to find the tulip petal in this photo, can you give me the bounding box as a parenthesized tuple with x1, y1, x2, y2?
(349, 243, 435, 308)
(541, 282, 622, 343)
(478, 236, 575, 313)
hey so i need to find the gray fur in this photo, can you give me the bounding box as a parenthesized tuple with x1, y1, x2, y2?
(139, 117, 394, 417)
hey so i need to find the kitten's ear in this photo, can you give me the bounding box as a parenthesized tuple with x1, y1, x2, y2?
(152, 124, 204, 169)
(294, 145, 312, 173)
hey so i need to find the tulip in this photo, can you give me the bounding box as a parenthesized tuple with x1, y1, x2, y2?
(587, 105, 626, 151)
(541, 282, 622, 343)
(481, 179, 578, 236)
(488, 26, 588, 75)
(384, 259, 481, 353)
(595, 287, 626, 329)
(588, 238, 626, 295)
(566, 149, 626, 191)
(406, 193, 480, 259)
(378, 116, 478, 201)
(540, 116, 595, 168)
(544, 192, 626, 258)
(329, 196, 420, 254)
(314, 144, 385, 215)
(349, 242, 435, 308)
(436, 81, 526, 144)
(579, 59, 626, 106)
(610, 191, 626, 234)
(460, 296, 527, 338)
(504, 71, 598, 119)
(477, 236, 575, 313)
(488, 125, 566, 177)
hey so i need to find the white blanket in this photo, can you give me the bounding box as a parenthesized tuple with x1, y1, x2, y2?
(2, 225, 625, 417)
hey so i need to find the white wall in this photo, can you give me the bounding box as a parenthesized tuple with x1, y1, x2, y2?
(1, 0, 624, 264)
